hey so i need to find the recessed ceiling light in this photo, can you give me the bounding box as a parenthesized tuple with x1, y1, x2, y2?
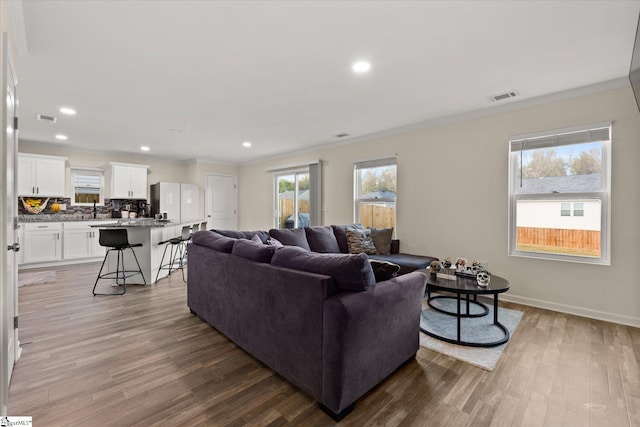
(140, 146, 150, 151)
(59, 107, 76, 115)
(242, 141, 252, 148)
(55, 134, 68, 140)
(352, 61, 371, 74)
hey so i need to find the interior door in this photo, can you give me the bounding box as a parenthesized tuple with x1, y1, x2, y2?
(1, 33, 19, 414)
(205, 174, 236, 230)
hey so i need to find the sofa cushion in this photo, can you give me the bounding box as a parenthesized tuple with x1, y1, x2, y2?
(305, 226, 341, 253)
(213, 229, 270, 243)
(370, 227, 394, 255)
(346, 228, 377, 255)
(369, 259, 401, 282)
(269, 228, 311, 251)
(232, 238, 278, 263)
(331, 224, 364, 253)
(266, 237, 284, 247)
(271, 246, 375, 292)
(191, 230, 235, 253)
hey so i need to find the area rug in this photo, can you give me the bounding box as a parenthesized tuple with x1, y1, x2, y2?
(419, 298, 523, 371)
(18, 270, 57, 287)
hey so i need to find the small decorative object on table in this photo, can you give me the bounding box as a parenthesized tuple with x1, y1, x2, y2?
(476, 270, 491, 287)
(436, 258, 456, 280)
(429, 260, 441, 275)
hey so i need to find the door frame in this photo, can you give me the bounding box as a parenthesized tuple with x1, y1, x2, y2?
(204, 173, 237, 230)
(1, 32, 19, 416)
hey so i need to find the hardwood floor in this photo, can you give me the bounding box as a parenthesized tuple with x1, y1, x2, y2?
(8, 263, 640, 426)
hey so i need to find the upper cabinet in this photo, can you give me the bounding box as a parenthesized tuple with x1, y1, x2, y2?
(18, 153, 67, 197)
(109, 162, 149, 199)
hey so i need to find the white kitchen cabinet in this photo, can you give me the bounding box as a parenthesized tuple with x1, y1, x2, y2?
(63, 221, 111, 260)
(18, 153, 67, 197)
(110, 162, 148, 199)
(22, 223, 63, 264)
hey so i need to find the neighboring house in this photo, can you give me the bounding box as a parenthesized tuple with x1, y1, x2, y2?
(516, 173, 601, 231)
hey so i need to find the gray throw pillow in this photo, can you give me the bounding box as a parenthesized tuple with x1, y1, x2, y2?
(269, 228, 311, 251)
(370, 227, 394, 255)
(346, 228, 377, 255)
(304, 226, 341, 253)
(232, 238, 277, 263)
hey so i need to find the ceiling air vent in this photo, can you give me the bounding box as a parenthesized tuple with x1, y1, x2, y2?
(489, 90, 519, 102)
(37, 114, 57, 123)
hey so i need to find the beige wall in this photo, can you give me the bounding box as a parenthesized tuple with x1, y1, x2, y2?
(238, 87, 640, 327)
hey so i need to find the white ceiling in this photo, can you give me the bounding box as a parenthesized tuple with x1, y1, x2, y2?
(15, 0, 640, 164)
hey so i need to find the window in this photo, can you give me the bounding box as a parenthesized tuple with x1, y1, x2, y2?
(272, 161, 322, 229)
(354, 157, 396, 229)
(71, 167, 105, 206)
(508, 123, 610, 264)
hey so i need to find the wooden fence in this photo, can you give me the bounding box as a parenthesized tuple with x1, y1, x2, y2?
(359, 205, 395, 229)
(516, 227, 600, 252)
(278, 199, 309, 228)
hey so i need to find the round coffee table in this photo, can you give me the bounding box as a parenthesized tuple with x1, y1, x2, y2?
(420, 271, 511, 348)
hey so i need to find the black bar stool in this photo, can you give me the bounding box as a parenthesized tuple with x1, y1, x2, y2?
(93, 228, 146, 296)
(155, 225, 191, 283)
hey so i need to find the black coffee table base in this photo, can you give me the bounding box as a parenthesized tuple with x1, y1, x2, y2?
(421, 292, 510, 348)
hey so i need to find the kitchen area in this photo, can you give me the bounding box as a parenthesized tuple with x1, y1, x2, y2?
(17, 152, 205, 285)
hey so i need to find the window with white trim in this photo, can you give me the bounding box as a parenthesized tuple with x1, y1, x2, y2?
(354, 157, 397, 229)
(508, 123, 611, 264)
(70, 167, 105, 206)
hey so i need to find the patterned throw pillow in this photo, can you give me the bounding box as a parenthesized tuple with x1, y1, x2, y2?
(345, 228, 377, 255)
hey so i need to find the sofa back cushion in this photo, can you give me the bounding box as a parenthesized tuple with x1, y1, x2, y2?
(269, 228, 311, 251)
(191, 230, 235, 253)
(331, 224, 364, 253)
(232, 238, 278, 263)
(271, 246, 375, 292)
(213, 229, 270, 243)
(304, 226, 341, 253)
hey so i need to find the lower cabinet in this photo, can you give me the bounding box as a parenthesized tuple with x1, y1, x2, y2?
(20, 221, 112, 266)
(22, 223, 62, 264)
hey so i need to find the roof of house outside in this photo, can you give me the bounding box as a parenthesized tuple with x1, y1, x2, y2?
(278, 190, 309, 200)
(361, 190, 397, 199)
(518, 173, 601, 194)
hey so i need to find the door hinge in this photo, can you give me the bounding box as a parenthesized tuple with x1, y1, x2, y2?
(14, 316, 18, 329)
(13, 116, 18, 131)
(234, 184, 236, 189)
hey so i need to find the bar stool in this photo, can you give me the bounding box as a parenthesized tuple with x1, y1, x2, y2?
(200, 221, 207, 231)
(93, 228, 146, 296)
(155, 225, 191, 283)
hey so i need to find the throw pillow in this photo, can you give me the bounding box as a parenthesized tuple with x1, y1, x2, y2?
(331, 224, 364, 253)
(304, 226, 341, 253)
(370, 227, 394, 255)
(231, 238, 277, 263)
(369, 259, 401, 282)
(251, 234, 263, 244)
(345, 228, 377, 255)
(266, 237, 284, 247)
(269, 227, 311, 251)
(271, 246, 375, 292)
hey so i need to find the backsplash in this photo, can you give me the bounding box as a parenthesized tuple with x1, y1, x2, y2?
(18, 197, 145, 217)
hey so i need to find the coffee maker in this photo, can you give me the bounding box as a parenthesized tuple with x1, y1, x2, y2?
(138, 200, 149, 218)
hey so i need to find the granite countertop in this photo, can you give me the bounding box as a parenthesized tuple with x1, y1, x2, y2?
(18, 214, 117, 223)
(89, 219, 173, 228)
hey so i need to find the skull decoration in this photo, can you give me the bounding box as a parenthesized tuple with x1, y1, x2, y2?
(429, 260, 442, 274)
(477, 271, 491, 286)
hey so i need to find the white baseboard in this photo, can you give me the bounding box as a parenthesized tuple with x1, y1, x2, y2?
(499, 294, 640, 328)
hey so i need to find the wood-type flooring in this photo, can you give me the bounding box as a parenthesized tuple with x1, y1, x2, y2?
(8, 263, 640, 426)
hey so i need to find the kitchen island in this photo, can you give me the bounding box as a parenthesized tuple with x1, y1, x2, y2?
(91, 219, 199, 285)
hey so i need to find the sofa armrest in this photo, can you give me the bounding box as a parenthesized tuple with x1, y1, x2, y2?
(390, 239, 400, 254)
(321, 271, 427, 414)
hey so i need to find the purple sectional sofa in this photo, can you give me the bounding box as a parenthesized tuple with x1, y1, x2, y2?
(187, 229, 428, 420)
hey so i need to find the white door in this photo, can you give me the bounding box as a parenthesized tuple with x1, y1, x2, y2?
(1, 34, 19, 414)
(205, 174, 236, 230)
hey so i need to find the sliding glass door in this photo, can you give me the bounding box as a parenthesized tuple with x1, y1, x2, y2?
(275, 170, 310, 229)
